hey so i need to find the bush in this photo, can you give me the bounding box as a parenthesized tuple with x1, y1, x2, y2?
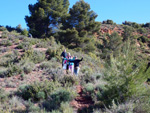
(43, 88, 72, 111)
(0, 47, 10, 54)
(39, 61, 53, 69)
(0, 26, 7, 31)
(105, 100, 134, 113)
(16, 42, 32, 51)
(17, 80, 60, 101)
(137, 28, 146, 34)
(137, 36, 149, 43)
(6, 64, 22, 77)
(102, 19, 115, 25)
(0, 40, 12, 46)
(60, 102, 73, 113)
(46, 48, 62, 61)
(46, 48, 57, 59)
(23, 62, 35, 74)
(83, 42, 96, 53)
(59, 75, 78, 87)
(31, 50, 45, 63)
(36, 91, 45, 100)
(0, 50, 19, 67)
(21, 29, 28, 36)
(0, 64, 22, 77)
(0, 68, 8, 77)
(83, 83, 95, 96)
(0, 88, 8, 102)
(25, 100, 40, 112)
(1, 33, 8, 38)
(80, 73, 95, 84)
(36, 41, 49, 48)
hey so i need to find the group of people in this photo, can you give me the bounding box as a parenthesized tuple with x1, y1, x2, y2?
(61, 49, 83, 76)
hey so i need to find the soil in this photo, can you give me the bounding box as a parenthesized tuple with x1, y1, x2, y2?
(71, 85, 94, 112)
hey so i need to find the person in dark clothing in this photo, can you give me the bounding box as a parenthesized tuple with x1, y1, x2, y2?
(61, 49, 67, 67)
(69, 57, 83, 76)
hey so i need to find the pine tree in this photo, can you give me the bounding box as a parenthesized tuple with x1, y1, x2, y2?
(63, 0, 100, 33)
(25, 0, 69, 38)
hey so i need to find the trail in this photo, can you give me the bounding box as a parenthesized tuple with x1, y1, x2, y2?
(71, 85, 94, 113)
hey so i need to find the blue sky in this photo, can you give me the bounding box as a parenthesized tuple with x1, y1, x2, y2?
(0, 0, 150, 29)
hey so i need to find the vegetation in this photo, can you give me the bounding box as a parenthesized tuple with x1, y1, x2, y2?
(0, 0, 150, 113)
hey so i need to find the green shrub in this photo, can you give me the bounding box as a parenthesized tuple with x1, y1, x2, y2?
(46, 48, 56, 59)
(16, 42, 32, 51)
(59, 75, 78, 87)
(87, 52, 97, 60)
(46, 48, 62, 61)
(39, 61, 53, 69)
(0, 50, 19, 67)
(17, 80, 60, 101)
(0, 26, 7, 31)
(44, 68, 64, 81)
(20, 73, 25, 79)
(73, 47, 82, 52)
(0, 47, 10, 54)
(22, 37, 39, 45)
(60, 102, 73, 113)
(137, 28, 146, 34)
(80, 73, 95, 84)
(43, 88, 72, 111)
(81, 66, 93, 74)
(6, 64, 22, 77)
(138, 36, 149, 43)
(0, 68, 8, 77)
(104, 100, 134, 113)
(36, 41, 49, 48)
(10, 30, 20, 36)
(83, 42, 96, 53)
(0, 88, 8, 102)
(21, 28, 28, 36)
(83, 83, 95, 94)
(16, 44, 23, 49)
(0, 40, 12, 46)
(94, 73, 103, 80)
(36, 91, 45, 100)
(23, 62, 35, 74)
(1, 33, 8, 38)
(25, 100, 40, 112)
(31, 50, 45, 63)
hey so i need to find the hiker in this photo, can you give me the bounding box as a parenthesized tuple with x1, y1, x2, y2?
(61, 49, 67, 67)
(66, 52, 72, 74)
(69, 56, 74, 75)
(69, 56, 83, 76)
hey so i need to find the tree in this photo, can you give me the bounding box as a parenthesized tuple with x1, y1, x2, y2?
(25, 0, 69, 38)
(58, 28, 83, 47)
(21, 29, 29, 36)
(102, 19, 115, 25)
(107, 32, 123, 51)
(122, 26, 134, 41)
(16, 24, 22, 32)
(63, 0, 100, 33)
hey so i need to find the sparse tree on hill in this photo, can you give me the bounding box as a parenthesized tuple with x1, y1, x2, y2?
(25, 0, 69, 38)
(63, 0, 100, 33)
(21, 28, 29, 37)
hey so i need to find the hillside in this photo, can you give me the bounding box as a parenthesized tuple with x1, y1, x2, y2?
(0, 24, 150, 113)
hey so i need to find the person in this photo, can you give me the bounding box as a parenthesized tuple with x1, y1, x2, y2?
(60, 49, 67, 67)
(69, 56, 83, 76)
(66, 52, 71, 74)
(69, 56, 74, 75)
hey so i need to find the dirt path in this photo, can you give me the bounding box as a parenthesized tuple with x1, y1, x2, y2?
(71, 85, 94, 112)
